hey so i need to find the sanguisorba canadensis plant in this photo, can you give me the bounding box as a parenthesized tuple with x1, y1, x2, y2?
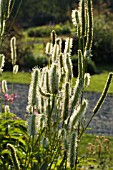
(26, 0, 113, 169)
(26, 0, 95, 169)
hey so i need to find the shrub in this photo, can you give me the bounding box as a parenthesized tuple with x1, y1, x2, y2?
(72, 14, 113, 65)
(92, 15, 113, 64)
(71, 55, 97, 77)
(3, 41, 48, 71)
(56, 24, 71, 35)
(23, 54, 48, 70)
(27, 24, 71, 38)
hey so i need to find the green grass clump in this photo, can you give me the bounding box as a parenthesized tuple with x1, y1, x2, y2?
(1, 72, 31, 84)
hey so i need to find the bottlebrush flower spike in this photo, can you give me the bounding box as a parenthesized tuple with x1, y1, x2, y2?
(28, 68, 40, 107)
(59, 53, 64, 69)
(71, 78, 84, 113)
(4, 0, 11, 20)
(13, 65, 19, 74)
(66, 54, 73, 81)
(64, 38, 73, 56)
(70, 99, 88, 131)
(27, 114, 36, 136)
(79, 0, 86, 37)
(0, 0, 11, 37)
(26, 105, 34, 114)
(85, 0, 93, 50)
(45, 71, 50, 92)
(2, 80, 8, 93)
(78, 50, 83, 78)
(51, 30, 57, 45)
(4, 105, 10, 113)
(7, 143, 20, 170)
(45, 42, 53, 56)
(72, 9, 80, 26)
(52, 44, 60, 62)
(50, 64, 59, 94)
(72, 9, 80, 36)
(10, 37, 17, 65)
(84, 73, 90, 87)
(60, 128, 67, 139)
(69, 132, 77, 168)
(0, 54, 5, 69)
(56, 38, 62, 54)
(62, 82, 70, 121)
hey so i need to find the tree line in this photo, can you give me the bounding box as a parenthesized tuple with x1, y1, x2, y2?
(10, 0, 113, 28)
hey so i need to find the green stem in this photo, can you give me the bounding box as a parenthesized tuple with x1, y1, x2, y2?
(79, 73, 113, 139)
(12, 72, 14, 94)
(59, 151, 67, 169)
(79, 110, 96, 139)
(47, 140, 61, 170)
(47, 95, 55, 128)
(25, 136, 31, 169)
(75, 123, 80, 169)
(8, 0, 23, 33)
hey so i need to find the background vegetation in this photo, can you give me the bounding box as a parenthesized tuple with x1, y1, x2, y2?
(2, 0, 111, 73)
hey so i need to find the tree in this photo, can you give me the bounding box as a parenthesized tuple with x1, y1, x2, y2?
(11, 0, 77, 28)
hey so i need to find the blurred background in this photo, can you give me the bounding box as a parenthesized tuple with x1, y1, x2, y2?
(2, 0, 113, 75)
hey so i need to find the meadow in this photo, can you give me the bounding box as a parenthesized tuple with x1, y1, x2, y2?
(2, 68, 113, 94)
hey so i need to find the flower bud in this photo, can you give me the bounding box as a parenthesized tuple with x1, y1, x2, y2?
(2, 80, 8, 93)
(10, 37, 17, 65)
(4, 105, 10, 113)
(13, 65, 19, 74)
(0, 54, 5, 69)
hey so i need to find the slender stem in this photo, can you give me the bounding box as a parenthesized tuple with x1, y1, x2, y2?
(47, 140, 61, 170)
(8, 0, 23, 33)
(75, 123, 80, 169)
(79, 111, 96, 139)
(93, 73, 113, 114)
(25, 136, 31, 169)
(11, 72, 14, 94)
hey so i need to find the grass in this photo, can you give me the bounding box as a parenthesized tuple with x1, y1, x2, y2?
(86, 72, 113, 93)
(0, 72, 31, 84)
(21, 30, 48, 56)
(72, 64, 113, 94)
(72, 72, 113, 94)
(1, 69, 113, 94)
(33, 43, 45, 56)
(86, 65, 113, 93)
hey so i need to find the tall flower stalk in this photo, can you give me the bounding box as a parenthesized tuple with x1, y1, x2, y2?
(0, 0, 12, 49)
